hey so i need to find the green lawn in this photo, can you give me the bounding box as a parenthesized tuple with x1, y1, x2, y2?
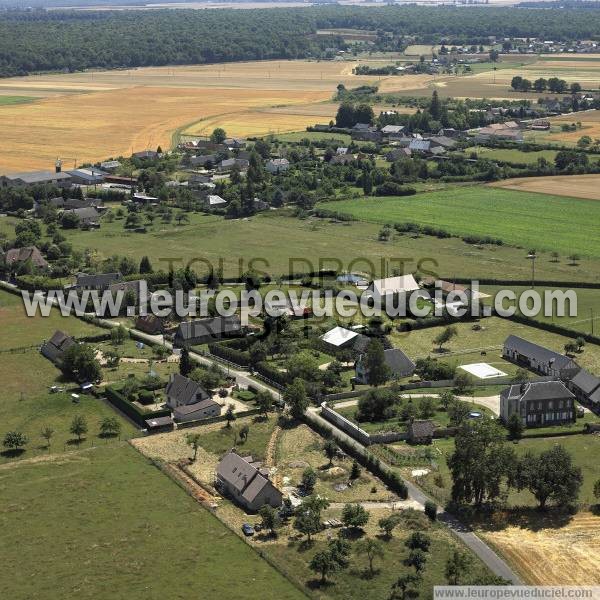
(0, 444, 306, 600)
(0, 95, 36, 106)
(480, 285, 600, 336)
(263, 516, 493, 599)
(3, 210, 599, 283)
(0, 288, 102, 351)
(465, 146, 558, 164)
(0, 348, 139, 464)
(389, 316, 600, 375)
(336, 398, 494, 434)
(0, 288, 138, 463)
(319, 186, 600, 258)
(271, 131, 352, 144)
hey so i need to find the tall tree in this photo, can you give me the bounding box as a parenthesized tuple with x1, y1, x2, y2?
(179, 347, 193, 376)
(284, 378, 309, 419)
(516, 446, 582, 509)
(445, 549, 471, 585)
(355, 538, 384, 577)
(448, 418, 516, 506)
(365, 339, 390, 387)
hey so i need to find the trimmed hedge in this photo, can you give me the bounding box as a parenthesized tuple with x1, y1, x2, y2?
(208, 343, 251, 366)
(255, 361, 290, 387)
(104, 386, 170, 427)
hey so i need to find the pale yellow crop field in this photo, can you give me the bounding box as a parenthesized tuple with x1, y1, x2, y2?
(489, 174, 600, 200)
(480, 512, 600, 585)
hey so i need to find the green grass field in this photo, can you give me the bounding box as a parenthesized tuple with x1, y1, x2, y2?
(335, 398, 494, 434)
(0, 95, 36, 106)
(272, 131, 351, 144)
(2, 209, 599, 283)
(0, 288, 101, 350)
(390, 316, 600, 375)
(465, 147, 558, 164)
(319, 186, 600, 258)
(0, 444, 306, 600)
(0, 288, 139, 463)
(480, 285, 600, 336)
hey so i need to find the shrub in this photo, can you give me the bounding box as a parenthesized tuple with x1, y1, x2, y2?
(424, 500, 438, 521)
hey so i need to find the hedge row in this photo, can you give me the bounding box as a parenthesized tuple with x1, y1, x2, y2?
(255, 361, 290, 387)
(176, 407, 262, 429)
(208, 343, 250, 367)
(508, 312, 600, 346)
(448, 277, 600, 289)
(304, 411, 408, 499)
(104, 386, 170, 427)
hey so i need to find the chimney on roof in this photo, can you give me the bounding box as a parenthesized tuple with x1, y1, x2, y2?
(55, 159, 62, 173)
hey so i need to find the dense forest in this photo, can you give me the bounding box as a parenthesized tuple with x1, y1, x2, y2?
(2, 5, 600, 77)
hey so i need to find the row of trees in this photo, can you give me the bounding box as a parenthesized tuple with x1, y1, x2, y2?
(2, 415, 121, 454)
(449, 418, 584, 510)
(511, 76, 581, 94)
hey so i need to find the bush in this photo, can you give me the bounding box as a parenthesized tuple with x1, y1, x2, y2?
(424, 500, 437, 521)
(137, 389, 155, 405)
(375, 182, 417, 196)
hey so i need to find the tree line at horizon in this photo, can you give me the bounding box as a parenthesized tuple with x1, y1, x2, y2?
(3, 6, 600, 77)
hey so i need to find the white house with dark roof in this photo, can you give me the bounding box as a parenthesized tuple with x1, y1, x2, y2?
(500, 380, 576, 427)
(165, 373, 220, 422)
(216, 451, 282, 512)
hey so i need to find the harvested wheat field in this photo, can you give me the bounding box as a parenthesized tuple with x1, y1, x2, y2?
(480, 512, 600, 585)
(544, 109, 600, 144)
(489, 174, 600, 200)
(0, 59, 434, 172)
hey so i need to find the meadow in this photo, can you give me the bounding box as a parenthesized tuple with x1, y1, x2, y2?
(466, 147, 558, 165)
(390, 316, 600, 374)
(479, 285, 600, 336)
(0, 444, 306, 600)
(0, 287, 139, 463)
(319, 186, 600, 258)
(3, 211, 598, 283)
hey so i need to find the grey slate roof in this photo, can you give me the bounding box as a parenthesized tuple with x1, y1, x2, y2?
(4, 170, 72, 184)
(165, 373, 209, 406)
(408, 420, 435, 439)
(501, 380, 574, 402)
(41, 330, 76, 363)
(571, 369, 600, 395)
(217, 451, 277, 504)
(76, 272, 121, 289)
(176, 315, 241, 342)
(504, 335, 576, 370)
(64, 207, 99, 221)
(173, 398, 219, 416)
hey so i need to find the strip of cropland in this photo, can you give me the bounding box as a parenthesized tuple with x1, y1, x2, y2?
(319, 185, 600, 258)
